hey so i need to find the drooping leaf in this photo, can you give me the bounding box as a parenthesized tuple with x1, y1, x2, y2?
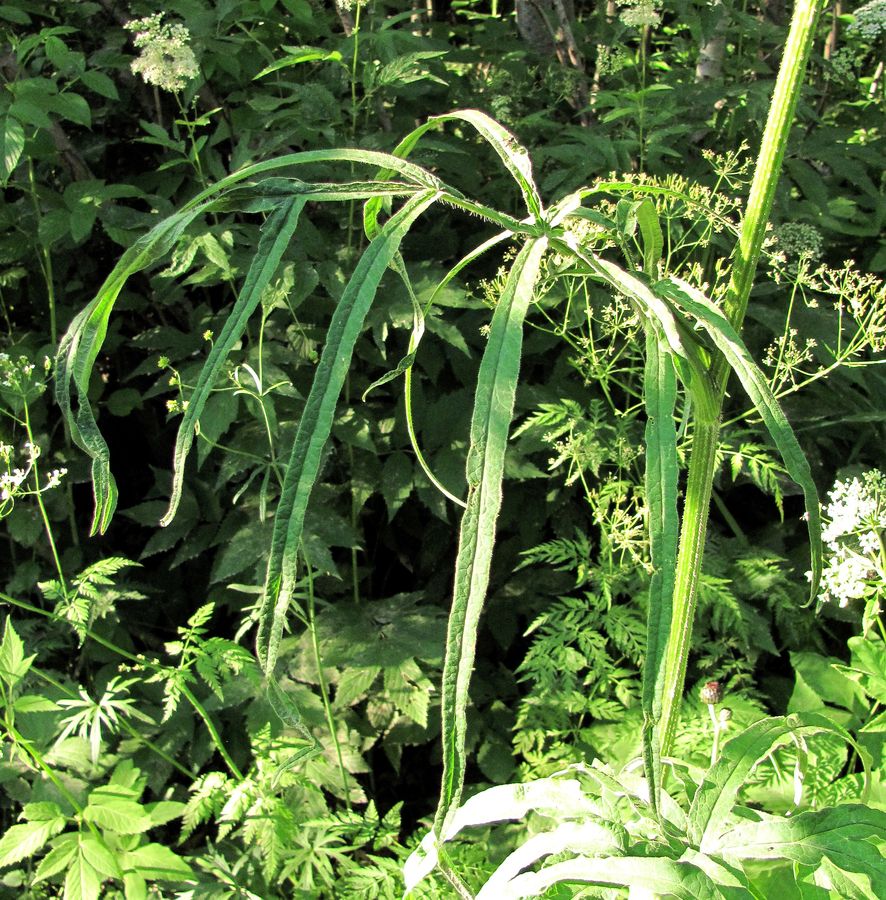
(434, 237, 548, 837)
(257, 190, 440, 675)
(658, 276, 822, 599)
(689, 713, 863, 850)
(497, 855, 722, 900)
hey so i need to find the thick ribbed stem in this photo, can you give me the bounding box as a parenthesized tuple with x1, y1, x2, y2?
(659, 0, 822, 755)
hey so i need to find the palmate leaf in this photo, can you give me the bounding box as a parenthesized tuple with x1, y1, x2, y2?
(256, 189, 441, 675)
(433, 237, 548, 837)
(657, 276, 822, 598)
(641, 328, 679, 815)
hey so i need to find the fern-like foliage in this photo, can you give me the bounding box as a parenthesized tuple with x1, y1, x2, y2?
(38, 557, 143, 642)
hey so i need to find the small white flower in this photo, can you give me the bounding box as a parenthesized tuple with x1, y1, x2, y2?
(125, 14, 199, 93)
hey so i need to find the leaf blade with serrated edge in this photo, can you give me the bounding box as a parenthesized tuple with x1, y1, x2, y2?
(256, 190, 440, 675)
(433, 237, 548, 838)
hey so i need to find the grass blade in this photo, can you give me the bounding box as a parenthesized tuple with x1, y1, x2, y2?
(641, 329, 679, 816)
(162, 196, 305, 526)
(659, 276, 822, 598)
(434, 237, 548, 837)
(256, 190, 441, 675)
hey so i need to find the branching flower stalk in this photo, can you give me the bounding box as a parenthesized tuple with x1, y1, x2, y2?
(658, 0, 823, 755)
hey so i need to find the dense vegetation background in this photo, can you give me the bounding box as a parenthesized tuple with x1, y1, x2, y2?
(0, 0, 884, 896)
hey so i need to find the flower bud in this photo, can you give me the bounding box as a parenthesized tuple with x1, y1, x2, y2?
(700, 681, 723, 705)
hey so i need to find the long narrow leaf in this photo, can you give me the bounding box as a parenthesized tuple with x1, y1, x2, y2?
(256, 190, 441, 675)
(56, 194, 239, 534)
(162, 196, 305, 525)
(641, 329, 679, 816)
(497, 855, 722, 900)
(433, 237, 548, 837)
(659, 276, 822, 598)
(365, 109, 544, 233)
(689, 713, 863, 849)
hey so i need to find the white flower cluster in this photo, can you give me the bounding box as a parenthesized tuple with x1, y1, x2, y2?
(0, 438, 68, 516)
(125, 14, 199, 94)
(849, 0, 886, 40)
(617, 0, 662, 28)
(815, 470, 886, 610)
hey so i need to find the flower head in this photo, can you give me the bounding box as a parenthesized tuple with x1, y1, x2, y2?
(125, 14, 199, 93)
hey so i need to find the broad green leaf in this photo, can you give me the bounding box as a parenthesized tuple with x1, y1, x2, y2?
(689, 713, 862, 850)
(0, 116, 24, 184)
(64, 835, 107, 900)
(0, 816, 65, 868)
(711, 803, 886, 897)
(121, 843, 193, 880)
(35, 833, 79, 881)
(257, 190, 440, 675)
(83, 789, 152, 834)
(162, 195, 304, 525)
(433, 237, 548, 837)
(405, 776, 597, 891)
(498, 855, 722, 900)
(641, 329, 679, 814)
(475, 822, 626, 899)
(0, 616, 33, 688)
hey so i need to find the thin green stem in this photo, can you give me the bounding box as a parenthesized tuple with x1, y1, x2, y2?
(659, 0, 823, 755)
(0, 592, 244, 781)
(23, 401, 67, 593)
(304, 555, 351, 808)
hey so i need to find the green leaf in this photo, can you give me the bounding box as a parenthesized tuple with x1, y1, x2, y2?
(121, 843, 193, 881)
(434, 237, 548, 837)
(35, 833, 78, 881)
(711, 803, 886, 897)
(257, 190, 439, 675)
(64, 837, 105, 900)
(636, 198, 663, 276)
(0, 617, 34, 688)
(0, 116, 24, 184)
(641, 329, 679, 813)
(163, 196, 304, 525)
(83, 788, 152, 835)
(405, 776, 598, 891)
(689, 713, 862, 849)
(659, 276, 822, 598)
(497, 856, 722, 900)
(80, 70, 118, 100)
(377, 109, 543, 223)
(0, 816, 66, 868)
(48, 92, 90, 127)
(254, 45, 343, 79)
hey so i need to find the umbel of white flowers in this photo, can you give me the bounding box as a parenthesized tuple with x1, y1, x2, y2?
(125, 14, 199, 94)
(813, 470, 886, 609)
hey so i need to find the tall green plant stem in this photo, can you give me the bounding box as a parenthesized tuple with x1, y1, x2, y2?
(659, 0, 822, 755)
